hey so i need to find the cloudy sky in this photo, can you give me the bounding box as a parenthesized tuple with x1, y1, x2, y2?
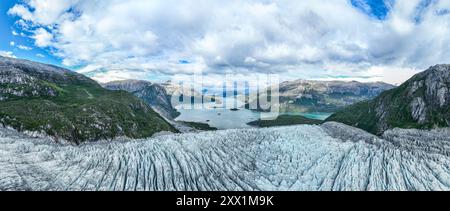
(1, 0, 450, 85)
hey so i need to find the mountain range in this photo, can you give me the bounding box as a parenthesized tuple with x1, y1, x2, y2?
(252, 80, 395, 113)
(0, 56, 176, 144)
(2, 57, 450, 191)
(2, 55, 450, 142)
(328, 64, 450, 135)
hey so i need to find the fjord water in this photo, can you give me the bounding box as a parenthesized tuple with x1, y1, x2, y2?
(175, 105, 260, 129)
(175, 96, 332, 129)
(280, 112, 333, 121)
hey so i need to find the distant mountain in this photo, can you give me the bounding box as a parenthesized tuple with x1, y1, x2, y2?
(102, 80, 151, 93)
(161, 81, 220, 106)
(254, 80, 395, 113)
(103, 80, 224, 133)
(0, 56, 176, 144)
(327, 64, 450, 135)
(247, 115, 322, 128)
(103, 80, 180, 119)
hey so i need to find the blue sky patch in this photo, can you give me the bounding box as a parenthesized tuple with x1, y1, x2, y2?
(414, 0, 435, 23)
(351, 0, 391, 20)
(0, 1, 61, 67)
(179, 60, 191, 64)
(2, 0, 450, 85)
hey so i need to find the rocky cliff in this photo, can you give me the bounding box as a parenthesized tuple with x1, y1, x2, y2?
(103, 80, 180, 119)
(327, 64, 450, 135)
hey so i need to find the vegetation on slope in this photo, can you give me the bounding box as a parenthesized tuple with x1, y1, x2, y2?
(0, 56, 177, 144)
(247, 115, 322, 128)
(179, 121, 217, 131)
(327, 65, 450, 135)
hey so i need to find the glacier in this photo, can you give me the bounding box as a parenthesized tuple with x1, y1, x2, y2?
(1, 122, 450, 191)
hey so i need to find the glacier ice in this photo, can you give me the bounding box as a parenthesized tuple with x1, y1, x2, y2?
(1, 122, 450, 191)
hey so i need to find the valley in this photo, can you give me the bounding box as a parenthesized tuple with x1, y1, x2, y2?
(1, 56, 450, 191)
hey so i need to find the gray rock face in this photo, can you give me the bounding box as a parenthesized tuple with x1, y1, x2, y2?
(423, 65, 450, 108)
(411, 97, 427, 123)
(103, 80, 180, 119)
(103, 80, 151, 93)
(404, 64, 450, 112)
(408, 81, 424, 97)
(0, 56, 95, 85)
(0, 56, 99, 99)
(404, 65, 450, 126)
(328, 64, 450, 135)
(375, 100, 389, 134)
(135, 84, 180, 119)
(0, 68, 58, 98)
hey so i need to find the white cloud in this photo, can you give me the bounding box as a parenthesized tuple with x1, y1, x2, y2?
(17, 45, 33, 51)
(7, 0, 450, 84)
(77, 64, 104, 74)
(36, 53, 45, 58)
(0, 51, 17, 58)
(32, 28, 53, 47)
(9, 41, 15, 47)
(8, 0, 76, 26)
(8, 4, 34, 22)
(12, 30, 26, 37)
(366, 65, 419, 85)
(88, 70, 150, 83)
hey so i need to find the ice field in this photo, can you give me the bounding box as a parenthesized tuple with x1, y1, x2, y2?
(2, 122, 450, 191)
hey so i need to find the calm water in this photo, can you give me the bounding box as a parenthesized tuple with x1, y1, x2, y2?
(175, 107, 261, 129)
(175, 97, 333, 129)
(281, 112, 333, 121)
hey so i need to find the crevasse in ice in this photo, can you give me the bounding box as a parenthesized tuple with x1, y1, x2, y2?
(1, 122, 450, 191)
